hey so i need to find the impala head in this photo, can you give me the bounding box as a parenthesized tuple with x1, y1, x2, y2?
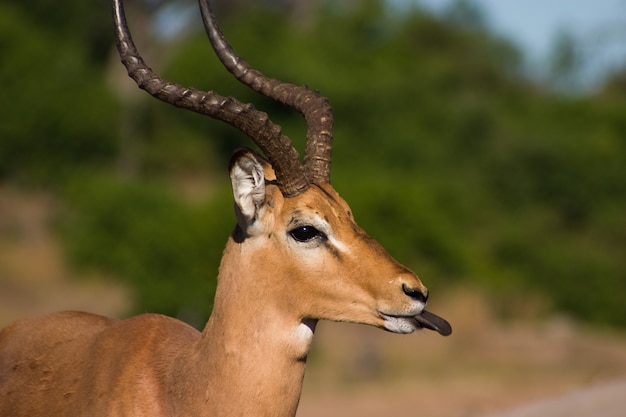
(112, 0, 451, 336)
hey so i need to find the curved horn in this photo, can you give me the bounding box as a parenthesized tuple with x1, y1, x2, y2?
(112, 0, 309, 197)
(198, 0, 334, 184)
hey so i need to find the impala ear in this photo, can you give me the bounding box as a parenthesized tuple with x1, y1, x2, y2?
(230, 148, 266, 229)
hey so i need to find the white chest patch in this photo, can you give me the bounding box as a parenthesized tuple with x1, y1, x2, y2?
(294, 321, 314, 344)
(287, 320, 316, 360)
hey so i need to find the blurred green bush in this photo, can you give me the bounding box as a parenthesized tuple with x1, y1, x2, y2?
(2, 0, 625, 328)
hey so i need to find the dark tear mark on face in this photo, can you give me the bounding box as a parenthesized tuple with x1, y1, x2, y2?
(323, 240, 343, 262)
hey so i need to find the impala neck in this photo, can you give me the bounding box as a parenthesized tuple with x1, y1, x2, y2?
(173, 235, 315, 417)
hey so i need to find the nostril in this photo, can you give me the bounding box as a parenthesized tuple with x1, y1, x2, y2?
(402, 283, 429, 303)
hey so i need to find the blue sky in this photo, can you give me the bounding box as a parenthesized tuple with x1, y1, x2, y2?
(156, 0, 626, 89)
(416, 0, 626, 87)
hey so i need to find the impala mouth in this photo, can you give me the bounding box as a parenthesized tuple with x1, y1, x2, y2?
(381, 310, 452, 336)
(412, 310, 452, 336)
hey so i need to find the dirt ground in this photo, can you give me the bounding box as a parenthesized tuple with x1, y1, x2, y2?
(0, 187, 130, 323)
(2, 187, 626, 417)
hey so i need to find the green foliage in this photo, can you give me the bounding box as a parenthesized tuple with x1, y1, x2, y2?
(3, 0, 626, 328)
(0, 3, 117, 183)
(61, 175, 234, 326)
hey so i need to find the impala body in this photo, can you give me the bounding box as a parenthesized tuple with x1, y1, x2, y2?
(0, 1, 451, 416)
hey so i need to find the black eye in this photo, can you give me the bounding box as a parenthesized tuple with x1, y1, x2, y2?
(289, 226, 324, 242)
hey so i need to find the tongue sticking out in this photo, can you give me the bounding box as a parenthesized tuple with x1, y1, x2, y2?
(414, 310, 452, 336)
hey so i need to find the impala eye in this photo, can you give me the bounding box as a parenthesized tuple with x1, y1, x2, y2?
(289, 226, 325, 243)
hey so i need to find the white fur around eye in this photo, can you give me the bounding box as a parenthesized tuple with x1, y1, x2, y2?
(327, 234, 351, 255)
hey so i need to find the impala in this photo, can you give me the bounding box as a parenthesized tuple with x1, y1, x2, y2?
(0, 0, 451, 416)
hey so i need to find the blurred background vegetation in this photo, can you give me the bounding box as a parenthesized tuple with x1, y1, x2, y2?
(1, 0, 625, 329)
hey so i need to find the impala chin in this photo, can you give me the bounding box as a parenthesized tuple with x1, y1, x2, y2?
(380, 314, 421, 334)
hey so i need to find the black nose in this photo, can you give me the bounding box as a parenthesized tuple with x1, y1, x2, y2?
(402, 284, 429, 303)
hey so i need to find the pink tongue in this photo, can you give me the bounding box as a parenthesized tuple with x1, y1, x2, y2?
(414, 310, 452, 336)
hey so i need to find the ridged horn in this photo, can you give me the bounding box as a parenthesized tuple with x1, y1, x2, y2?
(198, 0, 334, 184)
(112, 0, 310, 196)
